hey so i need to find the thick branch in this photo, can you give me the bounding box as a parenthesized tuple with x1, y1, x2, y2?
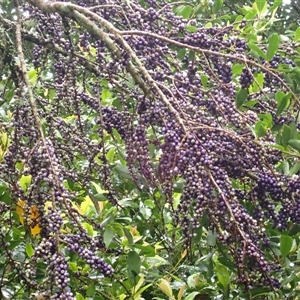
(27, 0, 189, 133)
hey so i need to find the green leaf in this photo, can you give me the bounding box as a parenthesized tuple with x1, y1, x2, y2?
(288, 139, 300, 152)
(176, 5, 193, 19)
(25, 243, 34, 258)
(114, 164, 132, 179)
(289, 121, 297, 139)
(234, 15, 243, 24)
(177, 49, 186, 60)
(185, 26, 197, 33)
(123, 228, 133, 244)
(215, 264, 230, 288)
(280, 235, 293, 257)
(28, 68, 37, 85)
(255, 121, 267, 138)
(276, 92, 291, 116)
(258, 113, 272, 128)
(295, 27, 300, 42)
(245, 9, 257, 20)
(281, 125, 291, 147)
(76, 293, 85, 300)
(86, 283, 96, 297)
(101, 89, 112, 102)
(103, 226, 114, 248)
(252, 73, 264, 92)
(267, 33, 279, 61)
(270, 0, 282, 12)
(232, 64, 244, 75)
(144, 199, 155, 208)
(289, 162, 300, 175)
(19, 175, 32, 192)
(247, 43, 266, 59)
(69, 262, 78, 272)
(82, 223, 94, 236)
(90, 181, 105, 194)
(106, 148, 115, 163)
(184, 292, 201, 300)
(133, 244, 155, 257)
(201, 75, 208, 88)
(11, 226, 22, 236)
(275, 90, 285, 102)
(236, 88, 248, 108)
(218, 257, 235, 270)
(244, 99, 258, 108)
(255, 0, 266, 12)
(248, 287, 272, 297)
(134, 283, 152, 298)
(213, 0, 223, 14)
(127, 250, 141, 276)
(188, 50, 195, 61)
(92, 193, 107, 201)
(282, 160, 289, 175)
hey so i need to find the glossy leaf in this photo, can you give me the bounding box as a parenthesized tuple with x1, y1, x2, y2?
(185, 26, 197, 33)
(114, 164, 132, 179)
(213, 0, 223, 14)
(103, 226, 114, 248)
(245, 9, 257, 20)
(270, 0, 283, 11)
(178, 283, 186, 300)
(232, 64, 244, 75)
(176, 5, 193, 19)
(280, 235, 293, 257)
(127, 250, 141, 276)
(288, 139, 300, 152)
(255, 121, 267, 138)
(123, 227, 133, 245)
(106, 147, 115, 162)
(236, 88, 248, 108)
(282, 160, 289, 175)
(25, 243, 34, 258)
(295, 27, 300, 41)
(215, 263, 230, 288)
(101, 89, 112, 102)
(76, 293, 85, 300)
(289, 162, 300, 176)
(276, 92, 291, 116)
(267, 33, 279, 61)
(201, 75, 208, 88)
(82, 223, 94, 236)
(19, 175, 32, 192)
(247, 42, 266, 59)
(184, 292, 201, 300)
(255, 0, 266, 12)
(134, 283, 152, 298)
(133, 244, 155, 257)
(281, 125, 291, 147)
(86, 283, 96, 297)
(157, 279, 173, 297)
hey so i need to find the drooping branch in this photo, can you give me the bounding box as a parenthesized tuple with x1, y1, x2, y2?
(14, 0, 44, 139)
(27, 0, 189, 133)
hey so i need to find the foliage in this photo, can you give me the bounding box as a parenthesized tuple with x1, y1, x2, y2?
(0, 0, 300, 299)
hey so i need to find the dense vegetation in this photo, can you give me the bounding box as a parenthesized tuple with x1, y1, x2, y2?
(0, 0, 300, 299)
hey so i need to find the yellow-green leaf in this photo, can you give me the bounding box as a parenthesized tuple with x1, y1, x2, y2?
(157, 279, 173, 297)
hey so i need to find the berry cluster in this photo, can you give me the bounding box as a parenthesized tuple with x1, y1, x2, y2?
(240, 68, 253, 88)
(0, 0, 299, 294)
